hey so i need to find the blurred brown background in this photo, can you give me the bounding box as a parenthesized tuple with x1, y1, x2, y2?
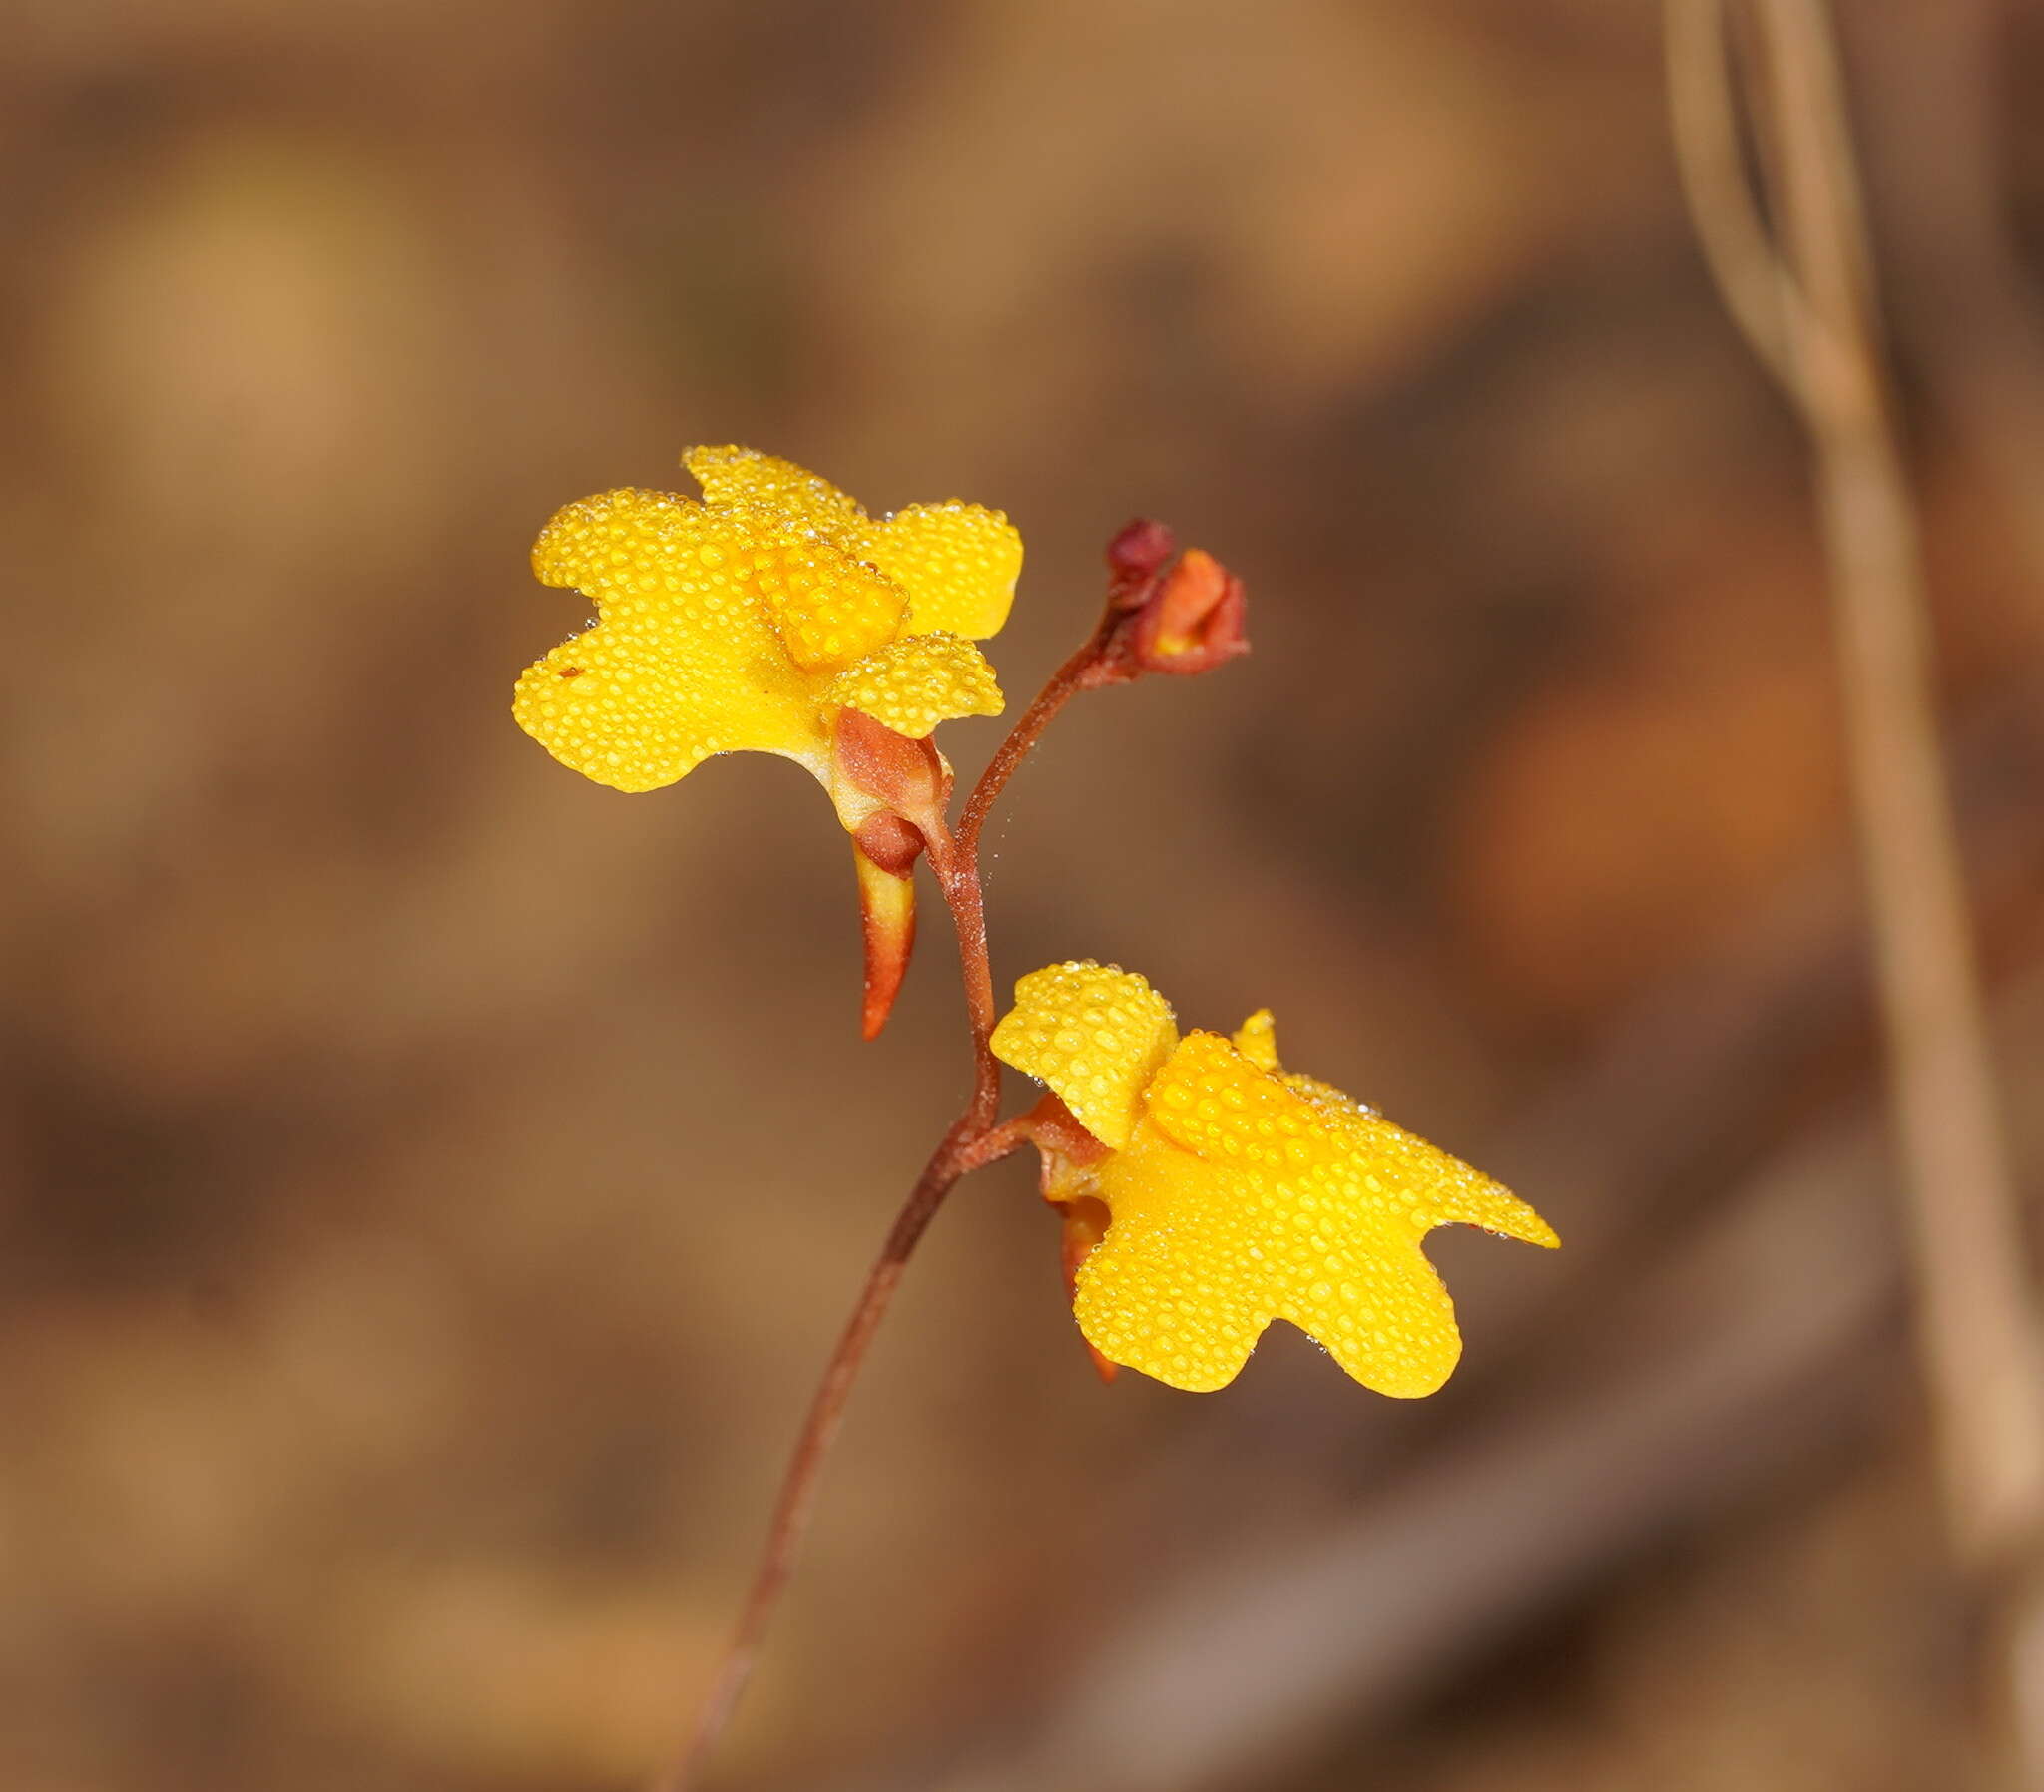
(8, 1, 2044, 1788)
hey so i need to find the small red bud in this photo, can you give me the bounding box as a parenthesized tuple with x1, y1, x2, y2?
(1092, 535, 1250, 684)
(1105, 517, 1178, 604)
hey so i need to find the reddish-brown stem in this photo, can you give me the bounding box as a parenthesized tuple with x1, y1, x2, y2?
(956, 1113, 1041, 1173)
(656, 1112, 1004, 1792)
(924, 816, 1001, 1126)
(655, 625, 1113, 1792)
(956, 621, 1116, 860)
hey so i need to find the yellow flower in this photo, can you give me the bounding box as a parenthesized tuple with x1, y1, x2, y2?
(512, 445, 1018, 793)
(514, 447, 1022, 1035)
(991, 962, 1558, 1395)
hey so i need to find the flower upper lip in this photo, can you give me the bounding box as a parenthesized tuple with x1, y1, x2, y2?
(512, 446, 1021, 794)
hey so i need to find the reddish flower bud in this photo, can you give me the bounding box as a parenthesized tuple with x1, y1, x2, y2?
(1131, 548, 1249, 674)
(1105, 517, 1179, 604)
(1093, 538, 1250, 684)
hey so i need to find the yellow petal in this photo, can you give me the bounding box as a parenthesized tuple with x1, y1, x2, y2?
(1232, 1008, 1280, 1072)
(1079, 1119, 1466, 1395)
(1330, 1107, 1559, 1249)
(1078, 1123, 1264, 1392)
(683, 445, 865, 529)
(859, 501, 1022, 639)
(1123, 1031, 1554, 1395)
(1296, 1232, 1463, 1396)
(516, 489, 822, 791)
(1143, 1030, 1326, 1164)
(1237, 1015, 1375, 1121)
(747, 528, 907, 672)
(990, 962, 1178, 1151)
(824, 633, 1003, 739)
(532, 486, 701, 594)
(1280, 1071, 1376, 1120)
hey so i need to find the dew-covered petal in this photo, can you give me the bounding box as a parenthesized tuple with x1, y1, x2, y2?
(516, 489, 822, 790)
(1321, 1106, 1560, 1249)
(746, 531, 907, 672)
(533, 487, 704, 595)
(1143, 1030, 1325, 1167)
(683, 444, 866, 529)
(1082, 1112, 1469, 1397)
(825, 633, 1003, 739)
(991, 962, 1178, 1151)
(1283, 1225, 1464, 1397)
(860, 500, 1022, 640)
(1126, 1029, 1554, 1395)
(1232, 1008, 1280, 1072)
(1078, 1124, 1265, 1392)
